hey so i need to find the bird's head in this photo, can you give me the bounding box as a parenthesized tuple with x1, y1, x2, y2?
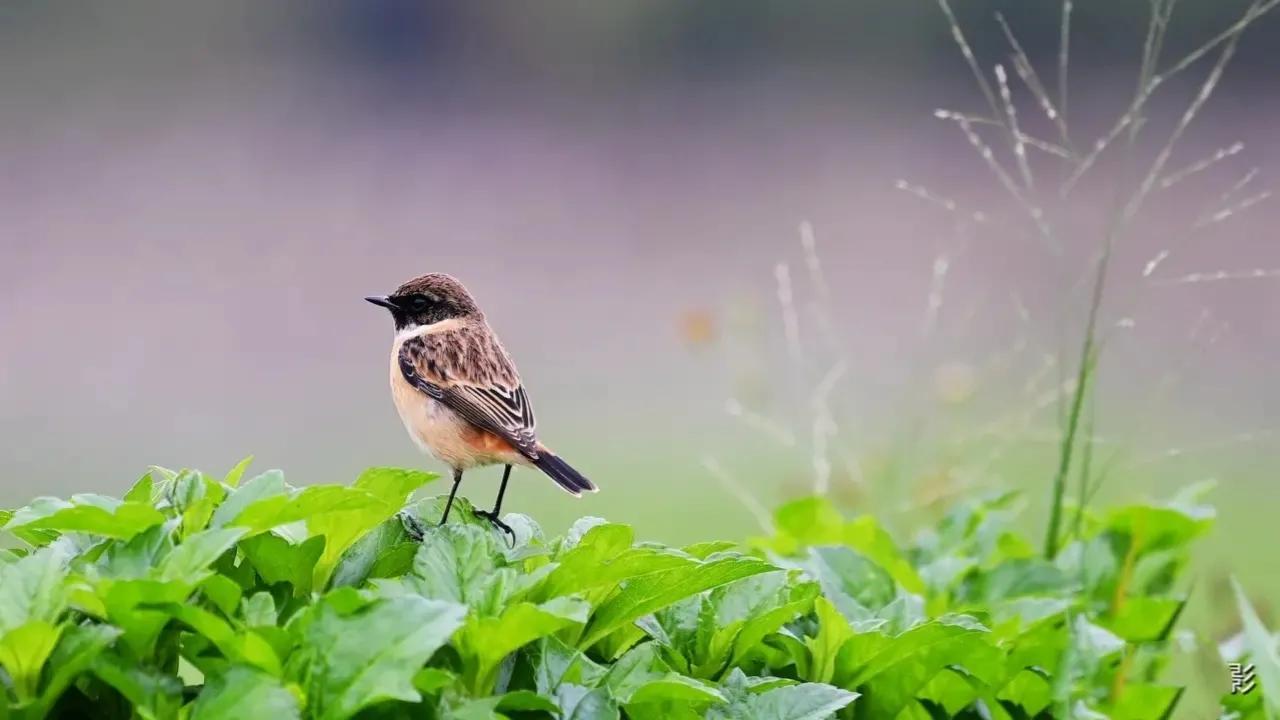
(366, 273, 482, 331)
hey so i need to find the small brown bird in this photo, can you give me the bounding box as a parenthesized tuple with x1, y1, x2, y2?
(366, 273, 596, 535)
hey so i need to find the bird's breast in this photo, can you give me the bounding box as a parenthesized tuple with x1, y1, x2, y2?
(388, 348, 522, 470)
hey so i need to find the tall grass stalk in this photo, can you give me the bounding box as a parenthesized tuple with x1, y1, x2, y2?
(934, 0, 1275, 559)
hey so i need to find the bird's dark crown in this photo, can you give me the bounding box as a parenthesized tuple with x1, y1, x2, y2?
(367, 273, 482, 330)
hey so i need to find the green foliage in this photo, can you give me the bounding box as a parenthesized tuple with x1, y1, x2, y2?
(0, 463, 1233, 719)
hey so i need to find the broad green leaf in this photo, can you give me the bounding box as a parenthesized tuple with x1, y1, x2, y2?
(351, 466, 437, 504)
(802, 546, 895, 623)
(835, 615, 990, 714)
(765, 497, 845, 553)
(494, 690, 562, 714)
(805, 596, 853, 684)
(684, 541, 738, 559)
(239, 533, 326, 596)
(408, 524, 501, 606)
(307, 468, 434, 590)
(200, 574, 244, 617)
(710, 669, 857, 720)
(211, 471, 288, 528)
(0, 545, 70, 634)
(1107, 683, 1183, 720)
(328, 517, 410, 588)
(457, 596, 591, 693)
(529, 636, 608, 694)
(91, 651, 184, 720)
(629, 674, 725, 705)
(844, 515, 925, 593)
(602, 642, 669, 702)
(293, 594, 467, 720)
(228, 485, 383, 535)
(4, 495, 164, 540)
(99, 579, 194, 658)
(243, 592, 277, 627)
(1233, 578, 1280, 717)
(28, 623, 122, 718)
(158, 527, 246, 583)
(145, 603, 281, 675)
(966, 558, 1071, 602)
(95, 524, 173, 580)
(189, 665, 301, 720)
(581, 555, 776, 648)
(555, 683, 620, 720)
(1105, 504, 1211, 555)
(676, 571, 817, 677)
(0, 621, 63, 701)
(122, 473, 154, 503)
(1102, 596, 1185, 643)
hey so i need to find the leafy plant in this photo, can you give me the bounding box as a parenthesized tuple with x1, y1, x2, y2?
(0, 460, 1231, 718)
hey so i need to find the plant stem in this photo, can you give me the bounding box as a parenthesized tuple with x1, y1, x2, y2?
(1045, 238, 1111, 559)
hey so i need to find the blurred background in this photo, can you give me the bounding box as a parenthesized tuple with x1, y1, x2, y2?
(1, 0, 1277, 706)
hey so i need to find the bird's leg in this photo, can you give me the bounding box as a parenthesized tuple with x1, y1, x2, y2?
(475, 465, 515, 543)
(439, 468, 463, 525)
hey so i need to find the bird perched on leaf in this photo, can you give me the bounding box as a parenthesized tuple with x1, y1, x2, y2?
(366, 273, 596, 537)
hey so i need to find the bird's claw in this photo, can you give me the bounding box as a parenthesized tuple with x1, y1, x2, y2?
(473, 509, 516, 546)
(398, 511, 427, 542)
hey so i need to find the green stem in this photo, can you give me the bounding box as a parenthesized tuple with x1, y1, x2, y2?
(1045, 242, 1110, 559)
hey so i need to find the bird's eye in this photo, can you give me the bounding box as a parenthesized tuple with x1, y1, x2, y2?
(410, 296, 430, 311)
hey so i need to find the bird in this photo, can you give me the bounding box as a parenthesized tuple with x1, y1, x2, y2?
(365, 273, 596, 537)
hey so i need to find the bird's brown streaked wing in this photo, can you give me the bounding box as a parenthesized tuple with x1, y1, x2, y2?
(398, 334, 541, 459)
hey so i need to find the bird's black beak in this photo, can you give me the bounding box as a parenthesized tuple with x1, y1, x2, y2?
(365, 295, 398, 311)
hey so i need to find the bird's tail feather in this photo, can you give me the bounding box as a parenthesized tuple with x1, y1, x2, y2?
(532, 452, 597, 496)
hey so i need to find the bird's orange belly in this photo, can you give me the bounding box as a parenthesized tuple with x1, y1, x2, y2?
(389, 366, 523, 470)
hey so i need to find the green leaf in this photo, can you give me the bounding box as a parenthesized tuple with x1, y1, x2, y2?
(529, 636, 607, 694)
(710, 669, 857, 720)
(602, 642, 670, 703)
(223, 456, 256, 488)
(243, 592, 277, 627)
(836, 616, 991, 716)
(211, 470, 288, 528)
(1105, 504, 1211, 555)
(240, 533, 326, 596)
(0, 545, 70, 634)
(200, 574, 244, 618)
(1233, 578, 1280, 717)
(307, 468, 434, 590)
(802, 546, 895, 623)
(28, 623, 121, 718)
(581, 554, 776, 648)
(293, 594, 467, 720)
(228, 485, 383, 535)
(4, 495, 164, 540)
(555, 683, 620, 720)
(805, 596, 853, 684)
(844, 515, 925, 594)
(0, 621, 63, 701)
(765, 497, 846, 553)
(328, 517, 411, 588)
(494, 689, 562, 714)
(408, 523, 501, 605)
(1107, 683, 1183, 720)
(91, 651, 184, 720)
(189, 665, 301, 720)
(457, 596, 591, 694)
(1102, 596, 1185, 643)
(145, 603, 281, 675)
(157, 527, 246, 583)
